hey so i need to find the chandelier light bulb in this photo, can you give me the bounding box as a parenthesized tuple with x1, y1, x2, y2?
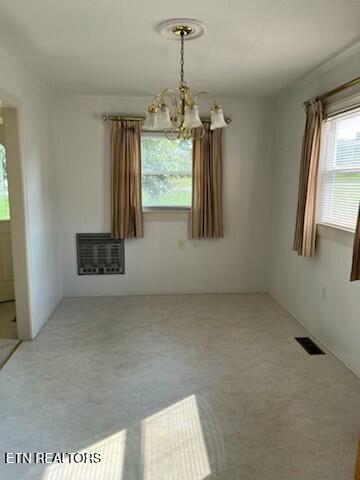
(210, 106, 227, 130)
(143, 106, 158, 130)
(156, 104, 172, 130)
(183, 105, 203, 129)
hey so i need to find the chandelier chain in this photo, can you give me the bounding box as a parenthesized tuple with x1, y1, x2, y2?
(180, 30, 184, 84)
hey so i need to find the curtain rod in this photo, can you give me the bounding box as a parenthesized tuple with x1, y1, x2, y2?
(304, 76, 360, 106)
(101, 114, 232, 124)
(101, 114, 145, 121)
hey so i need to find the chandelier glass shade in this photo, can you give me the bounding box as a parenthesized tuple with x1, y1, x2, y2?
(143, 24, 227, 139)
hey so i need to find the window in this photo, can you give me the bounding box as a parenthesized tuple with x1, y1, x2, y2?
(318, 108, 360, 231)
(0, 144, 10, 220)
(141, 134, 192, 209)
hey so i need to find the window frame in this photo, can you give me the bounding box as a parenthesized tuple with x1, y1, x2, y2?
(317, 109, 360, 234)
(141, 131, 193, 213)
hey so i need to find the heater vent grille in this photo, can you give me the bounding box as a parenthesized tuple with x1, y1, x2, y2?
(76, 234, 125, 275)
(295, 337, 325, 355)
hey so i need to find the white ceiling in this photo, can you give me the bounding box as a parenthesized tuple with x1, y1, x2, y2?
(0, 0, 360, 96)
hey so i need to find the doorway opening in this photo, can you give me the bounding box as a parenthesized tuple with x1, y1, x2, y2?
(0, 141, 17, 340)
(0, 99, 28, 367)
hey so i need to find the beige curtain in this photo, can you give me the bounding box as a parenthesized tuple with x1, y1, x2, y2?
(111, 120, 143, 239)
(355, 436, 360, 480)
(350, 205, 360, 281)
(192, 124, 223, 238)
(293, 100, 323, 256)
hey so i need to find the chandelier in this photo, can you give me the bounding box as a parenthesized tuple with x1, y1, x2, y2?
(143, 19, 228, 139)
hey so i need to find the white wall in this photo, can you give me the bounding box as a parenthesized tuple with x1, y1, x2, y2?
(270, 46, 360, 377)
(56, 95, 274, 296)
(0, 47, 62, 338)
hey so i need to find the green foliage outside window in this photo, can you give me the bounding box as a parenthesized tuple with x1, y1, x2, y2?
(0, 144, 10, 220)
(141, 136, 192, 207)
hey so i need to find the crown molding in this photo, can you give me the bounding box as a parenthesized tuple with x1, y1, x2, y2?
(277, 39, 360, 100)
(307, 39, 360, 77)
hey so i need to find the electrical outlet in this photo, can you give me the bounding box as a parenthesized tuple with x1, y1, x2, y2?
(177, 239, 186, 250)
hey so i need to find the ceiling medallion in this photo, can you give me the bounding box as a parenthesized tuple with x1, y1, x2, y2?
(143, 19, 228, 140)
(157, 18, 207, 41)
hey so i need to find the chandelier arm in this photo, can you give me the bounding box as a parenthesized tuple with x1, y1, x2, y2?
(160, 89, 178, 126)
(159, 88, 177, 101)
(150, 92, 163, 106)
(164, 129, 181, 141)
(194, 91, 218, 106)
(192, 123, 206, 141)
(150, 89, 175, 106)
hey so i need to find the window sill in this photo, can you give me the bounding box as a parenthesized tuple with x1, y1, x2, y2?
(317, 223, 354, 247)
(143, 208, 191, 222)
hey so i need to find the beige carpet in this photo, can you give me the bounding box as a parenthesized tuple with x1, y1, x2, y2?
(0, 294, 359, 479)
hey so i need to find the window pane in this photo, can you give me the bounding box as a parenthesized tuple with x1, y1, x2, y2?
(141, 136, 192, 208)
(333, 114, 360, 169)
(0, 144, 10, 220)
(320, 172, 360, 228)
(318, 109, 360, 231)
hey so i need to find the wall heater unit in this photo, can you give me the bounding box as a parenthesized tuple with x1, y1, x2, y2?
(76, 233, 125, 275)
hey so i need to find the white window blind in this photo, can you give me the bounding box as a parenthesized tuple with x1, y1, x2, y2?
(141, 133, 192, 208)
(318, 108, 360, 231)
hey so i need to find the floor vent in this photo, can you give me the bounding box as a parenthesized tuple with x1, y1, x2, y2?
(76, 233, 125, 275)
(295, 337, 325, 355)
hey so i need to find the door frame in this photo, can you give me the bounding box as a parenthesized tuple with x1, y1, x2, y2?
(0, 220, 15, 302)
(1, 98, 32, 339)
